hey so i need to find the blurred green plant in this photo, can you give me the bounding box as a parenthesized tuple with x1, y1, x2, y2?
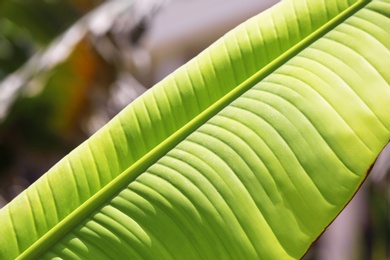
(0, 0, 102, 80)
(0, 0, 162, 202)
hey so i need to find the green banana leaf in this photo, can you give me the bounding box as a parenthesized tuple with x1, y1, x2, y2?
(1, 0, 389, 258)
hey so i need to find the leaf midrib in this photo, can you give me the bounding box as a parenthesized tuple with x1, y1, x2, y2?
(18, 0, 371, 258)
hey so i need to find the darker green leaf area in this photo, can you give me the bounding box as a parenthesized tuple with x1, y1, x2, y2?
(0, 1, 79, 44)
(0, 0, 102, 80)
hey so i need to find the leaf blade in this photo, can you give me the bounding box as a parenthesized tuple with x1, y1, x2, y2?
(1, 0, 389, 259)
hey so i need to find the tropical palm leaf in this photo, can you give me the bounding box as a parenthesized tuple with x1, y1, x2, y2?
(1, 0, 389, 259)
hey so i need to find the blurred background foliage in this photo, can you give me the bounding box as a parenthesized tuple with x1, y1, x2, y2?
(0, 0, 157, 201)
(0, 0, 98, 79)
(0, 0, 388, 259)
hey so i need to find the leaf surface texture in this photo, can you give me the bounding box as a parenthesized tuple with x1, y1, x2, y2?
(1, 0, 389, 259)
